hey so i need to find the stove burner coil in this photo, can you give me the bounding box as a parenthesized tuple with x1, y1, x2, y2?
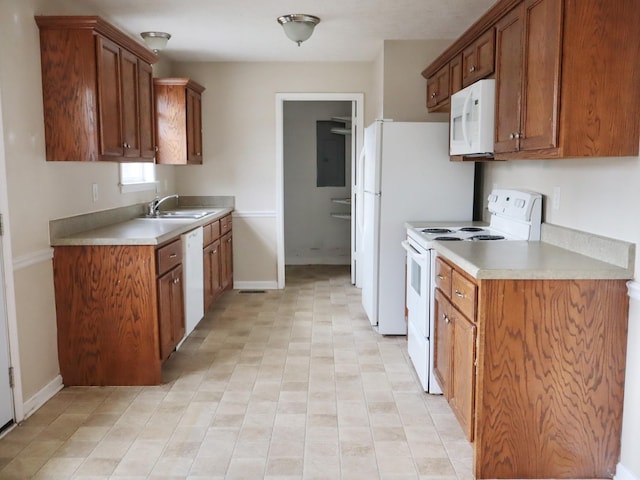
(470, 234, 505, 241)
(422, 228, 454, 234)
(434, 236, 463, 241)
(459, 227, 485, 232)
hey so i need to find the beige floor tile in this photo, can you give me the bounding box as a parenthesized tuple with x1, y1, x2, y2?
(0, 266, 475, 479)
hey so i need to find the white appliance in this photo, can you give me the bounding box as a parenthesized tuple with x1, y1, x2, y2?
(179, 226, 204, 348)
(450, 79, 495, 156)
(359, 120, 475, 335)
(403, 188, 542, 392)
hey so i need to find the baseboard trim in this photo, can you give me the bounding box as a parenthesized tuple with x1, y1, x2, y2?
(234, 280, 279, 290)
(616, 463, 639, 480)
(22, 375, 63, 419)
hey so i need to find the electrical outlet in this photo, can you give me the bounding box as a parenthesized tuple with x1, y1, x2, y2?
(92, 183, 99, 202)
(552, 186, 560, 211)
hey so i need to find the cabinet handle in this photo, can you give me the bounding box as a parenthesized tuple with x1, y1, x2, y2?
(469, 66, 476, 73)
(431, 92, 437, 98)
(436, 274, 444, 280)
(454, 290, 465, 298)
(443, 313, 450, 324)
(514, 132, 521, 139)
(173, 277, 180, 285)
(154, 146, 159, 152)
(169, 253, 177, 258)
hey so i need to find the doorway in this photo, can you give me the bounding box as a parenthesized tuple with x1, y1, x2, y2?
(0, 87, 19, 432)
(276, 93, 364, 288)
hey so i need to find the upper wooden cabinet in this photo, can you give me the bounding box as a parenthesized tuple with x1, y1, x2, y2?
(35, 16, 158, 162)
(154, 78, 206, 165)
(424, 54, 464, 112)
(422, 0, 640, 159)
(461, 28, 495, 87)
(495, 0, 640, 159)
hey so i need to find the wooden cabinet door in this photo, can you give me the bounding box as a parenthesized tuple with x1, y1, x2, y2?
(495, 0, 562, 155)
(462, 28, 495, 87)
(120, 49, 140, 159)
(494, 5, 524, 154)
(203, 239, 221, 310)
(97, 37, 124, 159)
(426, 64, 450, 110)
(221, 232, 233, 291)
(157, 265, 185, 361)
(449, 309, 476, 441)
(138, 61, 156, 160)
(449, 54, 463, 97)
(518, 0, 562, 152)
(433, 289, 451, 397)
(186, 87, 203, 164)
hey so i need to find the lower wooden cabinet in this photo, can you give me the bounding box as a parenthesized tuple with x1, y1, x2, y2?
(52, 238, 186, 386)
(433, 283, 476, 442)
(434, 254, 629, 479)
(203, 214, 233, 311)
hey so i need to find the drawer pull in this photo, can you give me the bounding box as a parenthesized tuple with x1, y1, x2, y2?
(454, 290, 465, 298)
(169, 253, 177, 258)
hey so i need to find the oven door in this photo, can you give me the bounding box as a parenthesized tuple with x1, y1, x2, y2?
(402, 239, 430, 338)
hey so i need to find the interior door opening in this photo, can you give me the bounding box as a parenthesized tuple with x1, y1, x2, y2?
(276, 93, 364, 289)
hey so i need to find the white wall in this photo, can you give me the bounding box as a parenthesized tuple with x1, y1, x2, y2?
(283, 101, 352, 265)
(382, 40, 452, 122)
(0, 0, 177, 408)
(172, 61, 374, 286)
(482, 158, 640, 480)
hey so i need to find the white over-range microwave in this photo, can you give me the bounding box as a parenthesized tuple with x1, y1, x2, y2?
(449, 78, 495, 156)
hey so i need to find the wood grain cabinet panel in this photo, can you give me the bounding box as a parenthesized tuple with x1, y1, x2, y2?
(421, 0, 640, 158)
(434, 251, 630, 479)
(475, 278, 629, 479)
(154, 78, 206, 165)
(35, 16, 157, 162)
(433, 259, 477, 442)
(202, 215, 232, 312)
(461, 28, 495, 87)
(52, 236, 190, 386)
(426, 64, 450, 111)
(494, 0, 640, 159)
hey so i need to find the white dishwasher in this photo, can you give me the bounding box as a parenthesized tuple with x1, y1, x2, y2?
(178, 226, 204, 348)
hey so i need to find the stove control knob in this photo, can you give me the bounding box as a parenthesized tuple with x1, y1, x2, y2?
(488, 194, 498, 203)
(515, 199, 525, 208)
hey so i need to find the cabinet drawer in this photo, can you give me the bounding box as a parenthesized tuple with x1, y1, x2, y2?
(435, 257, 453, 298)
(220, 214, 232, 235)
(451, 270, 477, 321)
(203, 220, 221, 246)
(156, 239, 182, 275)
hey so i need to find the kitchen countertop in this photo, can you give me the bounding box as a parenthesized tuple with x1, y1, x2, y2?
(434, 240, 633, 280)
(406, 220, 635, 280)
(50, 207, 233, 246)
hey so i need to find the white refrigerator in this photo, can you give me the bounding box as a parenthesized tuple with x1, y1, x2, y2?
(359, 120, 474, 334)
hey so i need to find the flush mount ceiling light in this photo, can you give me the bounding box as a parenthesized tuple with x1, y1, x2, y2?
(140, 31, 171, 53)
(277, 14, 321, 46)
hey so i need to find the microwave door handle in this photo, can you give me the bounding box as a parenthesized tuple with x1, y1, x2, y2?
(461, 90, 473, 148)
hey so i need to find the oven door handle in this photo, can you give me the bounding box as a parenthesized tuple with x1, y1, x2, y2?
(401, 240, 429, 265)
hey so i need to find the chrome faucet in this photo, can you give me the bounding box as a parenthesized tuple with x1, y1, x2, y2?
(148, 194, 179, 216)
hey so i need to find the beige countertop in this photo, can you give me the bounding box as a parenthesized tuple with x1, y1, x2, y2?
(50, 207, 233, 246)
(434, 239, 633, 280)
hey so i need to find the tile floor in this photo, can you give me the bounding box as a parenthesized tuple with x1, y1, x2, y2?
(0, 265, 472, 479)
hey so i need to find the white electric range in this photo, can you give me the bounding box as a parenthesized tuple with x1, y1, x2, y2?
(402, 188, 542, 393)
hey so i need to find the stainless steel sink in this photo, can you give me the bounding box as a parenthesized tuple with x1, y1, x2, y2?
(142, 209, 222, 219)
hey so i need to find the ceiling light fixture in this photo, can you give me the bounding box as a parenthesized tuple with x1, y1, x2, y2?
(277, 14, 320, 46)
(140, 31, 171, 53)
